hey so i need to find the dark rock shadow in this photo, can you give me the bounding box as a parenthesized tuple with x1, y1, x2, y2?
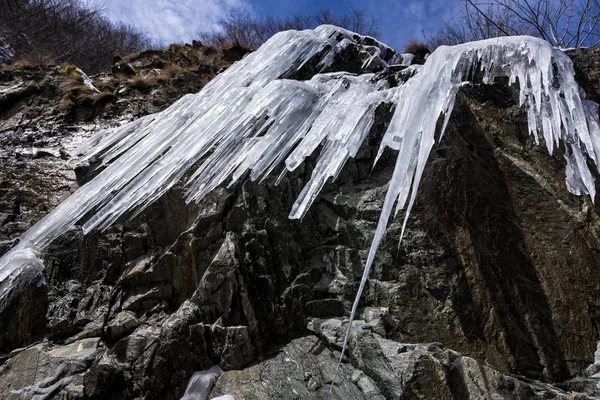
(414, 87, 570, 381)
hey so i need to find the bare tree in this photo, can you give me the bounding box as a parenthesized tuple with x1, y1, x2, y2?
(0, 0, 151, 72)
(428, 2, 535, 47)
(198, 7, 381, 50)
(429, 0, 600, 48)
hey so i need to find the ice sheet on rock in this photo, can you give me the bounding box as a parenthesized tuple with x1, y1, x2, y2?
(0, 247, 44, 294)
(180, 365, 223, 400)
(399, 53, 415, 66)
(77, 68, 99, 93)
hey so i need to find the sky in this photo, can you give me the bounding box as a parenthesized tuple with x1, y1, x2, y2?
(92, 0, 463, 51)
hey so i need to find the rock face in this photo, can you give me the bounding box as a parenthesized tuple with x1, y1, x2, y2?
(1, 41, 600, 399)
(0, 44, 232, 254)
(0, 263, 47, 354)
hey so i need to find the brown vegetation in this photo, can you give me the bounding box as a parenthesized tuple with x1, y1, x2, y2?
(404, 41, 431, 58)
(9, 58, 45, 70)
(127, 75, 169, 92)
(58, 66, 118, 113)
(3, 33, 232, 123)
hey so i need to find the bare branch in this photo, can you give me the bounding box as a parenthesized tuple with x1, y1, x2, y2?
(428, 0, 600, 48)
(466, 0, 511, 36)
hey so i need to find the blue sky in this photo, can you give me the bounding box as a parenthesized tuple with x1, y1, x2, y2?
(252, 0, 463, 49)
(93, 0, 462, 51)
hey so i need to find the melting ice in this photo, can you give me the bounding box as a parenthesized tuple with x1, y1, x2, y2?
(1, 25, 600, 362)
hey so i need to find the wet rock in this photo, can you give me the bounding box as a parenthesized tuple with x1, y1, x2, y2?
(0, 338, 100, 400)
(105, 311, 139, 342)
(210, 320, 592, 400)
(146, 301, 211, 398)
(0, 263, 48, 354)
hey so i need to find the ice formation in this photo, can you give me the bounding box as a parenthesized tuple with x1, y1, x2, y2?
(77, 68, 100, 93)
(180, 365, 223, 400)
(1, 25, 600, 377)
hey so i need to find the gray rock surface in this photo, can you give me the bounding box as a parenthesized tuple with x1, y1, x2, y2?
(212, 313, 595, 400)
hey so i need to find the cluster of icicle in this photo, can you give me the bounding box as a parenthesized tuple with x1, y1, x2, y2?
(1, 25, 600, 366)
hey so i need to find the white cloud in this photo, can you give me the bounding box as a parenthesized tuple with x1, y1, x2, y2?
(93, 0, 252, 44)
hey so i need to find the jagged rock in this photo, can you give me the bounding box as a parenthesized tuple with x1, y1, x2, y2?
(211, 325, 255, 370)
(145, 300, 211, 398)
(0, 338, 100, 400)
(0, 263, 47, 353)
(211, 319, 594, 400)
(104, 311, 139, 342)
(566, 48, 600, 103)
(0, 82, 39, 108)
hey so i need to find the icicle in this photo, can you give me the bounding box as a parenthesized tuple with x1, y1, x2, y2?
(0, 25, 398, 283)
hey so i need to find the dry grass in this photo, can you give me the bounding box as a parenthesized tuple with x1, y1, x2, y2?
(161, 64, 183, 78)
(59, 95, 76, 111)
(10, 58, 45, 70)
(84, 91, 117, 106)
(62, 80, 88, 93)
(54, 39, 228, 114)
(404, 41, 431, 57)
(120, 53, 137, 64)
(126, 62, 192, 91)
(128, 74, 169, 91)
(60, 65, 91, 94)
(93, 80, 115, 92)
(59, 65, 114, 112)
(59, 89, 116, 111)
(61, 64, 79, 76)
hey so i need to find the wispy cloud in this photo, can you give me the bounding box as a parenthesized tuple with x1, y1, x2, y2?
(93, 0, 252, 45)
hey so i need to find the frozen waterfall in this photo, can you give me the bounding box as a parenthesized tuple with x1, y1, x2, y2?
(1, 25, 600, 371)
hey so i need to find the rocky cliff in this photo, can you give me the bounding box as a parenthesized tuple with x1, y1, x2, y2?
(1, 38, 600, 400)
